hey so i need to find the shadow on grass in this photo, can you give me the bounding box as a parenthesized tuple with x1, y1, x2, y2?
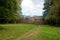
(0, 26, 6, 30)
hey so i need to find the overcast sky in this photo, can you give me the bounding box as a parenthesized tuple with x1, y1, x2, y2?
(21, 0, 44, 16)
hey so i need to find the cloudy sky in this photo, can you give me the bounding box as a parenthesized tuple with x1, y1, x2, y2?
(21, 0, 44, 16)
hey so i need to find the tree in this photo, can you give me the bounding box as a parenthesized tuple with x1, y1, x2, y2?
(43, 0, 60, 26)
(0, 0, 22, 23)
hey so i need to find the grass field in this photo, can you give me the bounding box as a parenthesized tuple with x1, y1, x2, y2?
(0, 24, 60, 40)
(36, 25, 60, 40)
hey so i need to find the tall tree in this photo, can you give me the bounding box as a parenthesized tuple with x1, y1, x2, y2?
(0, 0, 22, 23)
(43, 0, 60, 26)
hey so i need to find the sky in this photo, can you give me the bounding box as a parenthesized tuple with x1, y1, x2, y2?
(21, 0, 44, 16)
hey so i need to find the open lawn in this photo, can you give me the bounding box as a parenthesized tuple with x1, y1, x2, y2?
(0, 24, 38, 40)
(36, 25, 60, 40)
(0, 24, 60, 40)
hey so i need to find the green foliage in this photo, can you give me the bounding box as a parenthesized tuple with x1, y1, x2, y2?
(43, 0, 60, 26)
(0, 0, 22, 23)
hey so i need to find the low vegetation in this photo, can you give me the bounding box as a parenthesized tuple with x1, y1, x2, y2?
(0, 24, 60, 40)
(37, 25, 60, 40)
(0, 24, 38, 40)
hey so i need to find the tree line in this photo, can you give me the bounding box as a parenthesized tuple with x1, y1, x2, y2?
(0, 0, 21, 23)
(0, 0, 60, 26)
(43, 0, 60, 26)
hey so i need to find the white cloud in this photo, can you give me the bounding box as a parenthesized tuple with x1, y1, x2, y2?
(21, 0, 44, 16)
(21, 0, 33, 6)
(21, 0, 35, 11)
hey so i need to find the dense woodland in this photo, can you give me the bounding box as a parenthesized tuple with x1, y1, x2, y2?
(43, 0, 60, 26)
(0, 0, 21, 23)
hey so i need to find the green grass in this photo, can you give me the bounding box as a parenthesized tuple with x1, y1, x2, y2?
(36, 25, 60, 40)
(0, 24, 38, 40)
(0, 24, 60, 40)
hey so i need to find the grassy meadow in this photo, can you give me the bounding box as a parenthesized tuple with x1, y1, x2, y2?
(0, 24, 60, 40)
(36, 25, 60, 40)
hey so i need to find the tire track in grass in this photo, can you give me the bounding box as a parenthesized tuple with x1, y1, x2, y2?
(15, 26, 40, 40)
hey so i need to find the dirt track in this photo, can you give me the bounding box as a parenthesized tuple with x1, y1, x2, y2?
(15, 26, 40, 40)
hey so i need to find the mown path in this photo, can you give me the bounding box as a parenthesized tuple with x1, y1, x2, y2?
(15, 26, 40, 40)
